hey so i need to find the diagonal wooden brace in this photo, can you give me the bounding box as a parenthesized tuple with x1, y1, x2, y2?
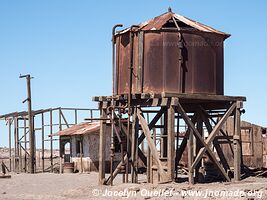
(198, 108, 231, 172)
(191, 103, 236, 170)
(176, 101, 231, 181)
(138, 107, 166, 145)
(105, 154, 128, 185)
(137, 108, 169, 182)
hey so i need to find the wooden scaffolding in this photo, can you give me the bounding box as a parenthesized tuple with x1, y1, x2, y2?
(93, 92, 246, 185)
(0, 107, 98, 173)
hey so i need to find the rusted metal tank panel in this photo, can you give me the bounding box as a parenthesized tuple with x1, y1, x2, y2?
(132, 33, 139, 94)
(116, 33, 130, 95)
(115, 31, 225, 95)
(143, 32, 164, 94)
(184, 32, 224, 95)
(114, 11, 229, 96)
(162, 32, 181, 93)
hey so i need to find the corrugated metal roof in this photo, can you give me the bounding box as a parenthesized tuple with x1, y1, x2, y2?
(50, 121, 100, 137)
(117, 11, 230, 38)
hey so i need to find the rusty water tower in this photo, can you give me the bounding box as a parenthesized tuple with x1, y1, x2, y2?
(113, 9, 230, 95)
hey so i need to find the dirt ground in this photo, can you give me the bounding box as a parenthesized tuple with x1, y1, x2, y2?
(0, 172, 266, 200)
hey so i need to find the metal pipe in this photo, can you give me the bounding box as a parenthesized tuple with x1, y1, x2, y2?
(126, 25, 139, 183)
(110, 24, 123, 186)
(112, 24, 123, 97)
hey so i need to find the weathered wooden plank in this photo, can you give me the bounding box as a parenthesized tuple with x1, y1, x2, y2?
(234, 101, 242, 181)
(99, 108, 107, 185)
(137, 108, 169, 182)
(188, 128, 194, 184)
(167, 105, 175, 181)
(138, 107, 166, 145)
(162, 92, 246, 102)
(131, 107, 138, 183)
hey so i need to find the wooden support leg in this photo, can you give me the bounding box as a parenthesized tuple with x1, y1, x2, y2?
(41, 113, 45, 173)
(234, 101, 242, 181)
(175, 114, 180, 179)
(24, 117, 27, 173)
(195, 111, 203, 182)
(99, 107, 107, 185)
(167, 105, 175, 181)
(8, 119, 12, 172)
(50, 110, 53, 172)
(163, 110, 167, 158)
(131, 107, 138, 183)
(147, 141, 151, 183)
(14, 117, 18, 173)
(188, 128, 194, 184)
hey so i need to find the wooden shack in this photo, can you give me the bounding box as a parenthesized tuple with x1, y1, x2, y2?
(52, 122, 123, 173)
(222, 119, 267, 169)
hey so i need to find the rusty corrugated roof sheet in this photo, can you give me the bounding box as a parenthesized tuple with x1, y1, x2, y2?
(117, 11, 230, 38)
(50, 121, 100, 137)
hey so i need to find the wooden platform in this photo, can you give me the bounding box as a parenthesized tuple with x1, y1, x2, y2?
(96, 92, 246, 185)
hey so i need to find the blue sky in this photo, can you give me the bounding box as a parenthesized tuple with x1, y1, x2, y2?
(0, 1, 266, 146)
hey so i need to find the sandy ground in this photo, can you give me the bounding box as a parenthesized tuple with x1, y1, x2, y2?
(0, 172, 267, 200)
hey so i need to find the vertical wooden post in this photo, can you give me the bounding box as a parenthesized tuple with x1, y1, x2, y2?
(80, 139, 83, 173)
(59, 108, 62, 173)
(131, 107, 138, 183)
(14, 117, 18, 173)
(167, 105, 175, 181)
(153, 128, 157, 183)
(74, 109, 78, 124)
(24, 117, 27, 172)
(12, 155, 15, 172)
(19, 75, 35, 174)
(99, 107, 107, 185)
(195, 111, 203, 181)
(175, 113, 180, 179)
(50, 110, 53, 172)
(188, 128, 194, 184)
(163, 110, 168, 157)
(90, 110, 93, 122)
(8, 119, 12, 172)
(160, 117, 163, 158)
(234, 101, 242, 181)
(59, 156, 62, 174)
(38, 151, 41, 168)
(41, 112, 45, 172)
(59, 108, 62, 131)
(19, 133, 22, 172)
(147, 139, 151, 183)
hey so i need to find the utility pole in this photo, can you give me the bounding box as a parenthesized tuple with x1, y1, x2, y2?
(19, 74, 35, 173)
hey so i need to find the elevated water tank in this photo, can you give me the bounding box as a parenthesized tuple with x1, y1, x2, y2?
(114, 10, 230, 95)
